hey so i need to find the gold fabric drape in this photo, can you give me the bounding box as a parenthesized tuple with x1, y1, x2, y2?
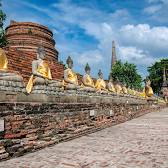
(26, 61, 52, 93)
(67, 69, 78, 84)
(142, 87, 153, 98)
(95, 79, 106, 90)
(82, 75, 95, 87)
(0, 48, 8, 70)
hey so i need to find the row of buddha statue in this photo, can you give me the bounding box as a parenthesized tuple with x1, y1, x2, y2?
(0, 47, 153, 99)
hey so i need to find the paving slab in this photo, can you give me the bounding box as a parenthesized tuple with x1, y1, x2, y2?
(0, 108, 168, 168)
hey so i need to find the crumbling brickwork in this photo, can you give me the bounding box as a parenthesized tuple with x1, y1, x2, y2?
(0, 101, 163, 160)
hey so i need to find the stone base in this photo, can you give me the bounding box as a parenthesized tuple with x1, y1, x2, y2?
(31, 85, 63, 95)
(0, 80, 25, 93)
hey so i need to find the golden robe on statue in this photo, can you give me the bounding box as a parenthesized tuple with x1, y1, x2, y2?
(26, 61, 52, 94)
(82, 74, 95, 88)
(64, 68, 78, 85)
(0, 48, 8, 70)
(142, 87, 153, 98)
(95, 79, 106, 91)
(115, 84, 123, 94)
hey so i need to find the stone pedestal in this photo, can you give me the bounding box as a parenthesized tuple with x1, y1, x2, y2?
(0, 80, 25, 92)
(31, 85, 63, 95)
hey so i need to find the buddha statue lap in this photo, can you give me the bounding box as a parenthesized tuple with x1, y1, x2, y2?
(0, 48, 24, 92)
(26, 46, 63, 94)
(127, 86, 133, 95)
(81, 63, 96, 92)
(122, 83, 128, 95)
(114, 80, 123, 94)
(95, 70, 108, 94)
(63, 56, 80, 90)
(107, 76, 116, 93)
(143, 78, 153, 98)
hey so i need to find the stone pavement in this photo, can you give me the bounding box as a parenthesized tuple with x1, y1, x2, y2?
(0, 108, 168, 168)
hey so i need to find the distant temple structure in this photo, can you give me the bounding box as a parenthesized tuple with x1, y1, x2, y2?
(161, 67, 168, 101)
(162, 67, 167, 87)
(111, 41, 117, 70)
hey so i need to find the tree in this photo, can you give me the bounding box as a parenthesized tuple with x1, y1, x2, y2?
(110, 60, 142, 89)
(147, 59, 168, 94)
(0, 0, 7, 47)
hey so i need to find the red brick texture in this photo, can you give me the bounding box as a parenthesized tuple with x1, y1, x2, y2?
(5, 21, 58, 61)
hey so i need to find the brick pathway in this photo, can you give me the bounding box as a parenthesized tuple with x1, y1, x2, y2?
(0, 108, 168, 168)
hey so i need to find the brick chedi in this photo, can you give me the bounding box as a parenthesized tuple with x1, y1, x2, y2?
(5, 20, 58, 60)
(4, 21, 64, 82)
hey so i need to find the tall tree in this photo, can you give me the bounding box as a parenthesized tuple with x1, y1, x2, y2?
(147, 59, 168, 94)
(0, 0, 7, 47)
(111, 60, 142, 89)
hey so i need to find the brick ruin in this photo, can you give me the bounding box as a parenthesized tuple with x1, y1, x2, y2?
(4, 21, 64, 82)
(0, 95, 164, 160)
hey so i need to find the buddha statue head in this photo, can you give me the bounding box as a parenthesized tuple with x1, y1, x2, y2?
(145, 78, 151, 86)
(123, 83, 127, 87)
(85, 63, 91, 75)
(98, 69, 103, 79)
(37, 46, 46, 60)
(115, 78, 120, 85)
(66, 56, 73, 69)
(109, 75, 113, 83)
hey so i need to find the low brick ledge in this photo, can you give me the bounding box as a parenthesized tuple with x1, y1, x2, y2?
(0, 104, 165, 161)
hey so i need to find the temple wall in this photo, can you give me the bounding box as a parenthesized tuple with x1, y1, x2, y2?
(0, 93, 163, 160)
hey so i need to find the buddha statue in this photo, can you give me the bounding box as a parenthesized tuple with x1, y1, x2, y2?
(64, 56, 80, 90)
(133, 89, 136, 96)
(0, 48, 24, 92)
(81, 63, 96, 92)
(95, 69, 108, 93)
(107, 75, 116, 93)
(26, 46, 63, 94)
(114, 80, 123, 94)
(0, 48, 23, 82)
(122, 83, 128, 94)
(127, 86, 133, 95)
(143, 78, 153, 98)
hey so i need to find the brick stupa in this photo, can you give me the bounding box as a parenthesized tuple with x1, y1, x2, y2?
(4, 21, 64, 82)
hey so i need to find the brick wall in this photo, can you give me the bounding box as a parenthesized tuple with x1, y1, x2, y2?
(0, 101, 162, 160)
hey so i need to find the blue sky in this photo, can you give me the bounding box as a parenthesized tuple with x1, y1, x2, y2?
(2, 0, 168, 79)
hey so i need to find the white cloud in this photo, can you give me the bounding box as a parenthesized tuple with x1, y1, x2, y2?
(145, 0, 168, 23)
(118, 46, 156, 66)
(77, 50, 103, 66)
(119, 24, 168, 56)
(144, 4, 162, 14)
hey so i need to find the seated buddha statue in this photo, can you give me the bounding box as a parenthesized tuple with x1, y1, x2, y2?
(127, 86, 133, 95)
(95, 70, 108, 93)
(131, 88, 136, 96)
(26, 46, 63, 94)
(0, 48, 23, 82)
(122, 83, 128, 94)
(64, 56, 80, 90)
(143, 78, 153, 98)
(114, 80, 123, 94)
(81, 63, 96, 92)
(107, 75, 116, 93)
